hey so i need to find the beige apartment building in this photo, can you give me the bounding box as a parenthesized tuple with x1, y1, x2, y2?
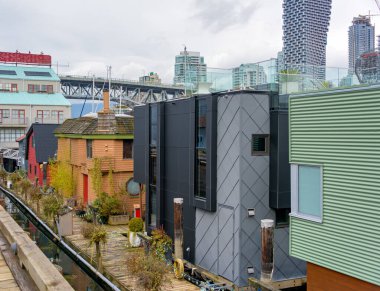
(0, 64, 71, 149)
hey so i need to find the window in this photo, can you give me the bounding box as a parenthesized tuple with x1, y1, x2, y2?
(149, 105, 158, 226)
(24, 71, 52, 77)
(29, 164, 32, 174)
(149, 148, 157, 226)
(27, 84, 53, 93)
(34, 166, 37, 175)
(0, 83, 17, 92)
(36, 110, 50, 123)
(252, 134, 269, 156)
(0, 128, 25, 142)
(291, 164, 322, 222)
(51, 110, 64, 123)
(195, 98, 207, 199)
(0, 109, 10, 122)
(86, 140, 93, 159)
(32, 135, 35, 148)
(123, 140, 133, 159)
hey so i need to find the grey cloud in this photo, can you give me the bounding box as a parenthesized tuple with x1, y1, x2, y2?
(192, 0, 259, 32)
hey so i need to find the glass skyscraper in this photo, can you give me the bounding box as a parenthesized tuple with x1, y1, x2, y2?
(282, 0, 332, 79)
(348, 16, 375, 73)
(174, 50, 207, 91)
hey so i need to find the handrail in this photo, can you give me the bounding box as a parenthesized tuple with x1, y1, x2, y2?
(0, 185, 121, 291)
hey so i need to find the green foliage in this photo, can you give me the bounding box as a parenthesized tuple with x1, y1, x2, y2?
(90, 158, 103, 197)
(93, 192, 121, 222)
(0, 168, 7, 184)
(108, 166, 114, 196)
(151, 228, 172, 261)
(9, 172, 22, 185)
(17, 179, 32, 200)
(30, 186, 44, 214)
(42, 193, 64, 220)
(88, 225, 107, 246)
(49, 158, 76, 198)
(129, 217, 143, 232)
(126, 253, 171, 291)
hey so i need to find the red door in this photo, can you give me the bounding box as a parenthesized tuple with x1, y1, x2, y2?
(83, 175, 88, 205)
(135, 208, 141, 218)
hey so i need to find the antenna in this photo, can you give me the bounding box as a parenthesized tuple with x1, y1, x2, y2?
(54, 61, 69, 75)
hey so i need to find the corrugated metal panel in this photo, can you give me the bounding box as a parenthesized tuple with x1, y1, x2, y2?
(289, 87, 380, 286)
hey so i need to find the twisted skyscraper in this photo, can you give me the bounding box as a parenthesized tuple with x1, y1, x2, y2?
(282, 0, 332, 79)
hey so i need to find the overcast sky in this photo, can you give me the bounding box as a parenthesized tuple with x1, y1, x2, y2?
(0, 0, 379, 82)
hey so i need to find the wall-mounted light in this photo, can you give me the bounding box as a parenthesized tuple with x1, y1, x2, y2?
(248, 208, 255, 217)
(247, 266, 254, 274)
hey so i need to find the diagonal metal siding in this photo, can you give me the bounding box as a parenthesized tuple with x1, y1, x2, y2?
(289, 87, 380, 286)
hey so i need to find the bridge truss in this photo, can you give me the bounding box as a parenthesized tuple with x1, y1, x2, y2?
(60, 75, 185, 107)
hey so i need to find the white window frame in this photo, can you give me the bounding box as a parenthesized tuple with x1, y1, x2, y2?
(290, 163, 323, 223)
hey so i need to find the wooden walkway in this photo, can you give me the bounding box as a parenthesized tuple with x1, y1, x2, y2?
(0, 251, 20, 291)
(66, 216, 199, 291)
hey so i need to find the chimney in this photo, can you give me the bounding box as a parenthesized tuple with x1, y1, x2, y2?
(103, 88, 110, 113)
(97, 88, 116, 133)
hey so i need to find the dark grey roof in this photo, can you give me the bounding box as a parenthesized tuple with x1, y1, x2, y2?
(25, 123, 59, 163)
(54, 116, 134, 135)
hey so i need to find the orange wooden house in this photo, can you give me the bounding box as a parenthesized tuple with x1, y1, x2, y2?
(54, 89, 145, 216)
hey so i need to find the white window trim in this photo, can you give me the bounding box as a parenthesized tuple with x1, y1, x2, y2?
(290, 163, 323, 223)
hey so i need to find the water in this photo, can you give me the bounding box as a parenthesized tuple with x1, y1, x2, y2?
(0, 192, 104, 291)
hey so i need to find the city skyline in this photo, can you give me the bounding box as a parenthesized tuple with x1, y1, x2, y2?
(0, 0, 379, 82)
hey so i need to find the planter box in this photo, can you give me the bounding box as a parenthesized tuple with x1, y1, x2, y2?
(108, 214, 129, 225)
(57, 210, 73, 236)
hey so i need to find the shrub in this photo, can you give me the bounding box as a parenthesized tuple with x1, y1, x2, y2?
(126, 253, 171, 291)
(151, 228, 172, 261)
(42, 193, 64, 221)
(81, 223, 95, 239)
(93, 192, 121, 222)
(129, 217, 143, 232)
(0, 169, 7, 184)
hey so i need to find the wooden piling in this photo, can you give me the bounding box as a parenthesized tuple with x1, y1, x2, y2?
(261, 219, 274, 282)
(173, 198, 184, 259)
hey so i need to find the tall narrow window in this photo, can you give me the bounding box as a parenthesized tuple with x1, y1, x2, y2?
(123, 140, 133, 159)
(149, 105, 158, 226)
(195, 98, 207, 199)
(86, 140, 93, 159)
(252, 134, 269, 156)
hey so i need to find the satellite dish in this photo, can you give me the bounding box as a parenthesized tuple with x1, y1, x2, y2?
(127, 178, 140, 196)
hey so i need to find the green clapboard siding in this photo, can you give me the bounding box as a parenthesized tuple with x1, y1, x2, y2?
(289, 86, 380, 286)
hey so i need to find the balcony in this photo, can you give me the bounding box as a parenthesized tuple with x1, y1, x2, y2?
(0, 117, 29, 127)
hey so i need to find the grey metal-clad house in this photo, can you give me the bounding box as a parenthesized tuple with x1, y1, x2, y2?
(134, 90, 305, 287)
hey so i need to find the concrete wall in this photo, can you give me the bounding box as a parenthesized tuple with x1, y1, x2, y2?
(0, 205, 73, 291)
(195, 92, 305, 286)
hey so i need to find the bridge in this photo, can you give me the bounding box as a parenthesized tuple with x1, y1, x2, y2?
(60, 75, 185, 106)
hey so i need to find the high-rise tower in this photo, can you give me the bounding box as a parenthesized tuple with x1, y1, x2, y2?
(174, 49, 207, 91)
(282, 0, 332, 79)
(348, 16, 375, 72)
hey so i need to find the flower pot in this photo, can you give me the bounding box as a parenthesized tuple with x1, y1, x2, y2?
(129, 231, 141, 247)
(108, 214, 129, 225)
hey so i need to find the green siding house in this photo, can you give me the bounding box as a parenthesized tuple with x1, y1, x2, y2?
(289, 86, 380, 288)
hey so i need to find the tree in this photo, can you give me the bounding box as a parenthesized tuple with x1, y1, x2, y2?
(30, 187, 44, 215)
(90, 158, 103, 197)
(42, 193, 64, 228)
(81, 224, 107, 272)
(18, 179, 32, 201)
(49, 158, 76, 198)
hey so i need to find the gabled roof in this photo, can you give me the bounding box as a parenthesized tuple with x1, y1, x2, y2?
(0, 92, 71, 106)
(0, 64, 60, 81)
(54, 116, 134, 136)
(25, 124, 59, 163)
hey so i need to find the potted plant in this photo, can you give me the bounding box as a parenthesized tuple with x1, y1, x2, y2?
(129, 217, 143, 247)
(151, 227, 173, 263)
(93, 192, 121, 224)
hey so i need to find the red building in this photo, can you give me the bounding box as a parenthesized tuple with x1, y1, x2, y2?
(25, 123, 59, 186)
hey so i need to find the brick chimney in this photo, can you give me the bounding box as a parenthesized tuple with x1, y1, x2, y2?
(97, 88, 116, 133)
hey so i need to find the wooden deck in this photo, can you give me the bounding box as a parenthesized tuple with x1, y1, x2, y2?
(66, 216, 199, 291)
(0, 252, 20, 291)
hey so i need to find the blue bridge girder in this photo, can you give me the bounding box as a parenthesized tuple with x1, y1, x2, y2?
(59, 75, 185, 106)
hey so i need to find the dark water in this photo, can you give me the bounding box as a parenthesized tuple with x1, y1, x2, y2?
(0, 192, 104, 291)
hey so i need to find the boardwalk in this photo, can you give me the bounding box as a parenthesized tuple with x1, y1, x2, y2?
(0, 251, 20, 291)
(66, 216, 199, 291)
